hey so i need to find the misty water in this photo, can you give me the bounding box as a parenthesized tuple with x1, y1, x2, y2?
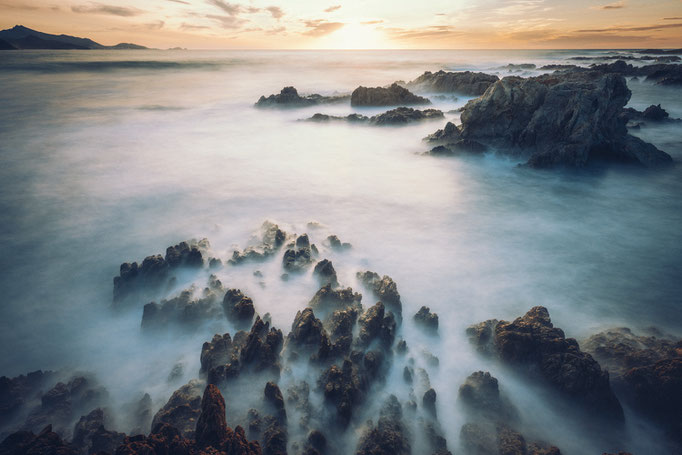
(0, 49, 681, 454)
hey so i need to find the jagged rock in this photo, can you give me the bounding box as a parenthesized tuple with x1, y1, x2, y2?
(0, 370, 54, 428)
(223, 289, 256, 324)
(459, 422, 561, 455)
(263, 383, 286, 426)
(313, 260, 338, 288)
(128, 393, 152, 435)
(423, 140, 487, 157)
(230, 222, 286, 265)
(304, 107, 443, 125)
(588, 60, 682, 85)
(287, 309, 331, 362)
(309, 284, 362, 317)
(282, 235, 316, 273)
(350, 83, 430, 107)
(261, 415, 286, 455)
(0, 425, 77, 455)
(326, 307, 358, 358)
(406, 70, 499, 96)
(356, 271, 402, 319)
(642, 104, 669, 121)
(423, 388, 437, 417)
(318, 360, 365, 427)
(467, 307, 623, 421)
(357, 302, 396, 350)
(403, 366, 413, 384)
(458, 372, 517, 422)
(396, 339, 407, 354)
(150, 379, 204, 439)
(452, 71, 672, 168)
(195, 384, 227, 448)
(356, 395, 410, 455)
(255, 86, 348, 108)
(285, 382, 311, 431)
(71, 409, 125, 455)
(423, 121, 461, 144)
(326, 235, 351, 251)
(206, 318, 283, 384)
(414, 307, 439, 333)
(141, 276, 225, 330)
(504, 64, 537, 71)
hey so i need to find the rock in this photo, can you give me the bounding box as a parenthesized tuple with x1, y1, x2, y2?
(317, 360, 365, 427)
(356, 395, 410, 455)
(261, 415, 287, 455)
(0, 370, 54, 428)
(313, 260, 338, 288)
(458, 372, 517, 422)
(454, 72, 672, 168)
(230, 222, 287, 265)
(223, 289, 256, 325)
(195, 384, 227, 448)
(423, 140, 487, 157)
(309, 284, 362, 318)
(459, 422, 561, 455)
(263, 382, 286, 425)
(589, 60, 682, 85)
(396, 339, 407, 354)
(467, 307, 623, 421)
(642, 104, 669, 121)
(504, 64, 537, 71)
(356, 271, 402, 320)
(0, 425, 77, 455)
(423, 121, 461, 144)
(128, 393, 152, 435)
(326, 235, 351, 251)
(406, 70, 499, 96)
(422, 388, 437, 417)
(326, 307, 359, 358)
(71, 409, 125, 455)
(282, 235, 316, 273)
(370, 107, 443, 125)
(413, 307, 439, 333)
(350, 83, 430, 107)
(286, 308, 331, 362)
(357, 302, 396, 350)
(113, 239, 208, 306)
(304, 113, 369, 123)
(255, 86, 348, 108)
(150, 379, 204, 439)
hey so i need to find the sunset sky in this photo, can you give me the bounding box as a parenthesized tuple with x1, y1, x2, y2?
(1, 0, 681, 49)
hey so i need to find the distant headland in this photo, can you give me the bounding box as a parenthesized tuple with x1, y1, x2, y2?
(0, 25, 148, 50)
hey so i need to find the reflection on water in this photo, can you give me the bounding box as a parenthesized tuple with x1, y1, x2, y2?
(0, 49, 681, 454)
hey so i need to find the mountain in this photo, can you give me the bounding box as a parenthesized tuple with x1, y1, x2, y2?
(0, 25, 147, 50)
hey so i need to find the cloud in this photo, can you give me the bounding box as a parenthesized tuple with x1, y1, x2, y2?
(577, 22, 682, 32)
(266, 6, 284, 19)
(206, 14, 248, 28)
(0, 2, 40, 10)
(145, 20, 165, 30)
(361, 20, 384, 25)
(596, 1, 626, 9)
(663, 17, 682, 20)
(302, 19, 344, 36)
(207, 0, 242, 15)
(180, 22, 210, 30)
(324, 5, 341, 13)
(266, 26, 286, 35)
(71, 3, 142, 16)
(382, 25, 463, 40)
(167, 0, 190, 4)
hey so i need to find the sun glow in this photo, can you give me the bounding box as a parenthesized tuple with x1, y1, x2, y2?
(309, 23, 392, 50)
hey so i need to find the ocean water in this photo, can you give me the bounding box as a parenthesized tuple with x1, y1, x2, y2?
(0, 49, 681, 454)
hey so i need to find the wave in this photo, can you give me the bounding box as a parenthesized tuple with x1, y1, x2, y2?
(0, 60, 228, 72)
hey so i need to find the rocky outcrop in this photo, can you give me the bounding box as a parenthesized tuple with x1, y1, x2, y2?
(113, 239, 208, 306)
(356, 302, 396, 350)
(255, 87, 348, 108)
(317, 360, 366, 427)
(467, 307, 623, 421)
(620, 104, 681, 129)
(590, 60, 682, 86)
(195, 384, 227, 448)
(350, 83, 430, 107)
(71, 409, 125, 455)
(413, 307, 439, 333)
(305, 107, 443, 125)
(460, 423, 561, 455)
(0, 425, 77, 455)
(230, 222, 286, 265)
(326, 235, 351, 251)
(440, 71, 673, 168)
(282, 235, 316, 274)
(326, 307, 359, 358)
(313, 260, 338, 288)
(406, 70, 499, 96)
(356, 271, 402, 319)
(0, 371, 55, 429)
(309, 284, 362, 318)
(458, 372, 517, 422)
(222, 289, 256, 325)
(151, 379, 204, 439)
(141, 276, 225, 330)
(356, 395, 410, 455)
(423, 121, 461, 144)
(286, 308, 331, 362)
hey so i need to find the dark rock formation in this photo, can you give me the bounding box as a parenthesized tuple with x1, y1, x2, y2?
(467, 307, 623, 421)
(150, 379, 203, 439)
(590, 60, 682, 85)
(222, 289, 256, 325)
(304, 107, 443, 125)
(230, 222, 286, 265)
(113, 239, 208, 306)
(423, 121, 461, 144)
(406, 70, 499, 96)
(282, 235, 316, 273)
(356, 302, 396, 350)
(309, 284, 362, 318)
(286, 308, 331, 362)
(141, 276, 225, 330)
(195, 384, 227, 448)
(255, 87, 348, 108)
(445, 71, 673, 168)
(313, 260, 338, 288)
(422, 388, 437, 417)
(0, 425, 77, 455)
(350, 83, 430, 107)
(356, 395, 410, 455)
(460, 423, 561, 455)
(317, 360, 365, 427)
(356, 271, 402, 319)
(413, 306, 439, 333)
(263, 382, 287, 425)
(326, 235, 351, 251)
(71, 409, 125, 455)
(326, 307, 359, 358)
(458, 372, 517, 422)
(0, 370, 54, 428)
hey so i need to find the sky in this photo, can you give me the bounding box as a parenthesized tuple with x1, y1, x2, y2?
(0, 0, 681, 49)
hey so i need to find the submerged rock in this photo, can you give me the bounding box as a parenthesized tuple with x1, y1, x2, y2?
(304, 107, 443, 125)
(467, 307, 623, 421)
(458, 372, 518, 423)
(230, 222, 286, 265)
(445, 71, 673, 168)
(282, 234, 316, 273)
(406, 70, 499, 96)
(255, 86, 348, 108)
(356, 395, 410, 455)
(413, 306, 439, 333)
(350, 83, 430, 107)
